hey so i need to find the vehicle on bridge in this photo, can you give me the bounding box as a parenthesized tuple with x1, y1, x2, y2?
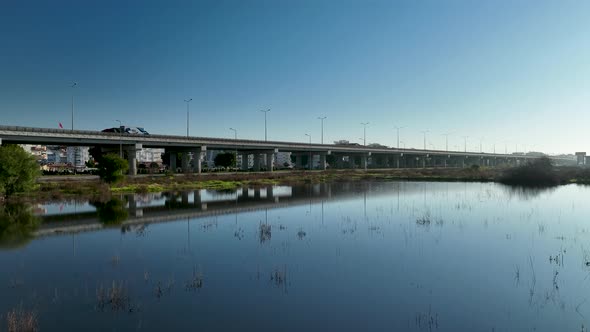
(102, 126, 149, 135)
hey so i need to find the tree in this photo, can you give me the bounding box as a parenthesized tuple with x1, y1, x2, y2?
(0, 145, 40, 197)
(92, 198, 128, 225)
(0, 203, 40, 249)
(214, 152, 236, 168)
(97, 154, 128, 183)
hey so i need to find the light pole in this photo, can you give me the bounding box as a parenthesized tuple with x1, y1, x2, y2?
(442, 132, 452, 151)
(70, 82, 77, 131)
(115, 120, 123, 158)
(394, 126, 404, 149)
(479, 137, 484, 153)
(421, 130, 429, 150)
(462, 136, 469, 152)
(184, 98, 192, 138)
(229, 128, 237, 171)
(318, 116, 327, 144)
(305, 133, 312, 170)
(361, 122, 369, 146)
(260, 109, 270, 141)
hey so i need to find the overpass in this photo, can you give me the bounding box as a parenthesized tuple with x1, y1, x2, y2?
(0, 125, 573, 175)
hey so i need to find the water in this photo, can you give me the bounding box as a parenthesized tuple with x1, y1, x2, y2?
(1, 181, 590, 331)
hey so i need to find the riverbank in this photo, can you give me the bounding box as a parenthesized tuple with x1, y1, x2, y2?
(27, 167, 496, 201)
(7, 165, 588, 203)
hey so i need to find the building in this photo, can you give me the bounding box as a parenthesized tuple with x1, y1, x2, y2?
(67, 146, 90, 167)
(137, 148, 164, 163)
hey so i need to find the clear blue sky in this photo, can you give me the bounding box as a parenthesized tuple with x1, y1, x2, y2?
(1, 0, 589, 154)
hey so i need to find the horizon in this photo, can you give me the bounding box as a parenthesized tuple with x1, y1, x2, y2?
(2, 1, 589, 155)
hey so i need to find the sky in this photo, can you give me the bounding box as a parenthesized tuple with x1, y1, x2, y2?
(1, 0, 589, 155)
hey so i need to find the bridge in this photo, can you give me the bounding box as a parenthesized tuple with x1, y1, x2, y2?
(0, 125, 573, 175)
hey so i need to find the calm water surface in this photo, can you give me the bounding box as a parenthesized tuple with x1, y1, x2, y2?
(2, 181, 590, 331)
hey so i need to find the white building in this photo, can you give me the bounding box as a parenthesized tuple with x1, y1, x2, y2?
(137, 148, 164, 163)
(66, 146, 90, 167)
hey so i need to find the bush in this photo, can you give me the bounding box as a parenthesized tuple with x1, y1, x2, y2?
(214, 153, 236, 168)
(0, 145, 40, 197)
(499, 157, 559, 186)
(97, 154, 128, 184)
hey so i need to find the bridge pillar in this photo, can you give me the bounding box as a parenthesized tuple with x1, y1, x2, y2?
(182, 153, 191, 173)
(240, 153, 249, 171)
(182, 191, 189, 205)
(335, 156, 344, 169)
(170, 152, 177, 173)
(319, 154, 327, 170)
(0, 138, 2, 145)
(360, 154, 368, 170)
(192, 146, 206, 173)
(266, 152, 274, 172)
(126, 144, 142, 176)
(421, 155, 426, 168)
(253, 154, 261, 171)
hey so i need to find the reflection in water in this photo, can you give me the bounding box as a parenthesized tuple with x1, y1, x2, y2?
(5, 182, 590, 331)
(500, 184, 557, 200)
(91, 198, 128, 225)
(0, 203, 39, 249)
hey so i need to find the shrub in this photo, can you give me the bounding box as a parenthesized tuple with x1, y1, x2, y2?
(499, 157, 559, 186)
(97, 154, 128, 184)
(0, 145, 40, 197)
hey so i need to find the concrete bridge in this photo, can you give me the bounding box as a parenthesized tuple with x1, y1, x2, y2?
(0, 125, 573, 175)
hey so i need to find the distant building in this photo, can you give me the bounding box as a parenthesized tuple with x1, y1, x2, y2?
(575, 152, 586, 165)
(137, 148, 164, 163)
(67, 146, 90, 167)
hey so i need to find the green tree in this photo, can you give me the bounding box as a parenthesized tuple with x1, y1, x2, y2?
(214, 152, 236, 168)
(0, 145, 40, 197)
(97, 154, 128, 183)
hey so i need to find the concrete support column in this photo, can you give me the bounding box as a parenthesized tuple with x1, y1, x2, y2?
(126, 144, 141, 176)
(360, 155, 367, 170)
(182, 153, 190, 173)
(266, 152, 274, 172)
(241, 153, 249, 171)
(421, 156, 426, 168)
(0, 138, 2, 145)
(253, 154, 261, 171)
(192, 152, 203, 174)
(182, 192, 189, 205)
(319, 154, 327, 170)
(170, 152, 177, 173)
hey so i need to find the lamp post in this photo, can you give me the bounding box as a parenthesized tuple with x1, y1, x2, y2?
(479, 137, 484, 153)
(260, 109, 270, 141)
(442, 132, 452, 151)
(360, 122, 369, 146)
(421, 130, 429, 150)
(184, 98, 192, 138)
(462, 136, 469, 152)
(70, 82, 77, 131)
(318, 116, 327, 144)
(229, 128, 237, 171)
(115, 120, 123, 158)
(305, 133, 312, 170)
(394, 126, 404, 149)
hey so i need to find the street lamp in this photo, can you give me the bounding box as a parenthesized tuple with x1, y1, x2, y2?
(421, 130, 429, 150)
(115, 120, 123, 158)
(229, 128, 237, 171)
(305, 133, 312, 170)
(70, 82, 77, 131)
(184, 98, 192, 138)
(462, 136, 469, 152)
(479, 137, 484, 153)
(360, 122, 369, 146)
(260, 109, 271, 141)
(442, 132, 452, 151)
(394, 126, 404, 149)
(318, 116, 327, 144)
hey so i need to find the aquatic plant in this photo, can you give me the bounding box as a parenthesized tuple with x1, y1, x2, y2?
(6, 306, 38, 332)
